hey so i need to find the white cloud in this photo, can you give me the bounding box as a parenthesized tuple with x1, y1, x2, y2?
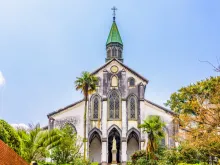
(0, 71, 5, 87)
(11, 123, 29, 130)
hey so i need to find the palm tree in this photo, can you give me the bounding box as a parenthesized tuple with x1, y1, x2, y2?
(75, 71, 98, 160)
(17, 124, 62, 163)
(138, 115, 165, 159)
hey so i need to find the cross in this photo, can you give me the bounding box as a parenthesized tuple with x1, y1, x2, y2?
(111, 6, 117, 21)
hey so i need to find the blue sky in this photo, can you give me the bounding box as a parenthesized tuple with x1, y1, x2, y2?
(0, 0, 219, 126)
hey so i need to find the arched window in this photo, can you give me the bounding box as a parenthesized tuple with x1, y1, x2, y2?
(107, 49, 111, 58)
(93, 97, 99, 119)
(112, 47, 117, 57)
(109, 90, 121, 119)
(92, 96, 100, 120)
(128, 77, 135, 87)
(118, 49, 122, 58)
(111, 76, 118, 87)
(128, 96, 137, 120)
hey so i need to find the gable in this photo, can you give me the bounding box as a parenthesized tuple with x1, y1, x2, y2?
(92, 58, 149, 85)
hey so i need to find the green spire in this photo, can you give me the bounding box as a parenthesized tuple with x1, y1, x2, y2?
(106, 22, 123, 45)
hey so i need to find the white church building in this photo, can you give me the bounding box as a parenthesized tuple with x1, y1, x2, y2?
(47, 11, 176, 165)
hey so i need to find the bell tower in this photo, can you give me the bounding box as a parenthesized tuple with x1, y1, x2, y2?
(106, 7, 123, 63)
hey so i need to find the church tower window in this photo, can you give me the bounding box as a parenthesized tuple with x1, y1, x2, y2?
(108, 90, 121, 120)
(112, 47, 117, 57)
(111, 76, 118, 87)
(128, 95, 137, 120)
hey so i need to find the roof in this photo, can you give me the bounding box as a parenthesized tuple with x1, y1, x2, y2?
(106, 21, 123, 45)
(92, 58, 149, 83)
(144, 99, 177, 116)
(47, 99, 84, 118)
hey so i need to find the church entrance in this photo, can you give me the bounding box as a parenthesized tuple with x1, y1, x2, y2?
(108, 128, 121, 163)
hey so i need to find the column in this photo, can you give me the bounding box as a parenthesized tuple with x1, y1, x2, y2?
(121, 100, 127, 164)
(101, 100, 107, 165)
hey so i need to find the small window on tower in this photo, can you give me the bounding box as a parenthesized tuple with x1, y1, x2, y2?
(118, 49, 122, 58)
(107, 50, 111, 58)
(112, 47, 117, 57)
(129, 77, 135, 87)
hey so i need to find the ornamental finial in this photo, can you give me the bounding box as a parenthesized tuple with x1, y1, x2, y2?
(111, 6, 117, 22)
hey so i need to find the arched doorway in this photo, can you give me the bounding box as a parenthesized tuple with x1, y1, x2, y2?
(108, 128, 121, 163)
(127, 130, 139, 161)
(89, 131, 101, 163)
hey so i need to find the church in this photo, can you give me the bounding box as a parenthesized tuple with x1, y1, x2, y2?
(47, 9, 176, 165)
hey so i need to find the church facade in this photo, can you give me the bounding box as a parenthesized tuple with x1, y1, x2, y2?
(47, 14, 176, 165)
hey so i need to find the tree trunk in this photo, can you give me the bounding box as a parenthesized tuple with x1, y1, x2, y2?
(83, 95, 88, 160)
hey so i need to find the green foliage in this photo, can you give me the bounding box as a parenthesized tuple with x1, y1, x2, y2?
(131, 150, 146, 164)
(90, 162, 99, 165)
(0, 119, 21, 154)
(138, 115, 165, 159)
(136, 157, 148, 165)
(50, 124, 83, 164)
(17, 124, 62, 163)
(75, 71, 98, 160)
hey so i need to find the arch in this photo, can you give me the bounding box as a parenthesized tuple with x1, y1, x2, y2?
(90, 94, 101, 120)
(112, 47, 117, 57)
(161, 126, 169, 147)
(88, 127, 102, 142)
(107, 49, 111, 58)
(108, 90, 121, 120)
(111, 75, 118, 87)
(127, 94, 138, 120)
(118, 49, 122, 58)
(107, 125, 122, 163)
(127, 127, 140, 161)
(60, 122, 77, 134)
(126, 127, 140, 140)
(128, 77, 135, 87)
(89, 128, 102, 163)
(107, 124, 122, 136)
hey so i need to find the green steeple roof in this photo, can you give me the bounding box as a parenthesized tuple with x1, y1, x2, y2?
(106, 22, 123, 45)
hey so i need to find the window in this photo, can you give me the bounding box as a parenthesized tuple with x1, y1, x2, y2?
(118, 49, 122, 58)
(128, 96, 137, 120)
(129, 77, 135, 87)
(109, 90, 120, 119)
(111, 76, 118, 87)
(93, 97, 99, 119)
(112, 47, 117, 57)
(107, 49, 111, 58)
(92, 96, 100, 120)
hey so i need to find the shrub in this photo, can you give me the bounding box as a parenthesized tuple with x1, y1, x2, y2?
(131, 150, 146, 164)
(136, 157, 148, 165)
(0, 120, 21, 154)
(90, 162, 99, 165)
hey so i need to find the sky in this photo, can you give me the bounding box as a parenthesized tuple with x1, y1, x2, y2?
(0, 0, 219, 126)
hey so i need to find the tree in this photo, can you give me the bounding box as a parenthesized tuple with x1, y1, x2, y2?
(17, 124, 62, 163)
(51, 124, 83, 164)
(138, 115, 165, 160)
(75, 71, 98, 160)
(0, 119, 21, 154)
(166, 76, 220, 161)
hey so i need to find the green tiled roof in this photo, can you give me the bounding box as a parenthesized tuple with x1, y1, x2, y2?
(106, 22, 123, 45)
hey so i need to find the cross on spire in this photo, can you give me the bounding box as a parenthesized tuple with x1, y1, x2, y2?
(111, 6, 117, 22)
